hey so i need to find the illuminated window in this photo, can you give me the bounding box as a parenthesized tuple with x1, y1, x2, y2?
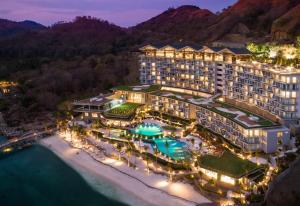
(220, 175, 235, 185)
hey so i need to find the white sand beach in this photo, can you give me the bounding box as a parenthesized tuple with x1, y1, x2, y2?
(40, 135, 212, 206)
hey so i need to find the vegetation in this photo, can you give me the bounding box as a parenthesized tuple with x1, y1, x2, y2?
(247, 36, 300, 66)
(104, 103, 142, 118)
(162, 125, 177, 131)
(141, 153, 190, 171)
(198, 151, 259, 178)
(202, 101, 275, 128)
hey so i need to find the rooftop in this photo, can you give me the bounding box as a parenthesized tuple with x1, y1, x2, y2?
(200, 100, 276, 128)
(112, 85, 161, 93)
(103, 102, 143, 120)
(198, 151, 260, 178)
(73, 94, 112, 106)
(151, 90, 208, 105)
(140, 43, 251, 55)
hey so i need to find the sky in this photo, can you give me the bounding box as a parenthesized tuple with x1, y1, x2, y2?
(0, 0, 237, 27)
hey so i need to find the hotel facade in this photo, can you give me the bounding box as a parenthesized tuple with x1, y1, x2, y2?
(139, 44, 300, 123)
(73, 43, 299, 153)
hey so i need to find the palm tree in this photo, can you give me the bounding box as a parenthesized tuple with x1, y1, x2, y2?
(144, 145, 150, 174)
(125, 146, 132, 167)
(164, 140, 170, 158)
(154, 147, 159, 171)
(159, 105, 163, 120)
(164, 140, 172, 181)
(116, 143, 123, 160)
(255, 151, 259, 164)
(191, 138, 195, 149)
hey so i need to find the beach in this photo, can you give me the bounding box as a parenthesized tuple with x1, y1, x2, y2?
(40, 135, 212, 206)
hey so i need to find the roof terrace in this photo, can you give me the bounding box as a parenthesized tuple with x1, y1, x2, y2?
(198, 151, 260, 178)
(112, 85, 161, 93)
(200, 100, 277, 128)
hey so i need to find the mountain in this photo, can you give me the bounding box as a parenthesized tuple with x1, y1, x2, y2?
(0, 19, 45, 38)
(0, 16, 127, 61)
(132, 0, 300, 43)
(201, 0, 300, 42)
(271, 3, 300, 40)
(132, 5, 216, 42)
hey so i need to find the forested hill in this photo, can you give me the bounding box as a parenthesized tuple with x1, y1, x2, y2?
(0, 19, 45, 38)
(132, 0, 300, 43)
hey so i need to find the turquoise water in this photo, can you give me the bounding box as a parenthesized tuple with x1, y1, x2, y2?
(0, 145, 136, 206)
(153, 138, 191, 161)
(132, 123, 163, 137)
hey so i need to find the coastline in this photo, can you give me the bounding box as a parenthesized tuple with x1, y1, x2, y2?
(40, 135, 212, 206)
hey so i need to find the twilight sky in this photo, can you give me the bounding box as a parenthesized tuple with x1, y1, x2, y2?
(0, 0, 237, 27)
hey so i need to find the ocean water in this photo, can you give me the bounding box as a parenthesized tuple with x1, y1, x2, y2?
(0, 145, 150, 206)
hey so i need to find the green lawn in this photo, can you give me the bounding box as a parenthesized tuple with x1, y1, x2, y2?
(202, 101, 275, 128)
(199, 151, 259, 178)
(105, 102, 142, 118)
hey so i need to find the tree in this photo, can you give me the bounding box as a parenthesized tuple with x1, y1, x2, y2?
(116, 143, 123, 160)
(154, 147, 159, 171)
(125, 144, 132, 167)
(144, 145, 150, 174)
(191, 138, 195, 148)
(164, 140, 172, 181)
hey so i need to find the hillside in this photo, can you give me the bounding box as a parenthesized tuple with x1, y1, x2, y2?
(271, 3, 300, 40)
(132, 0, 300, 43)
(132, 5, 216, 42)
(0, 19, 45, 38)
(0, 17, 138, 125)
(204, 0, 300, 42)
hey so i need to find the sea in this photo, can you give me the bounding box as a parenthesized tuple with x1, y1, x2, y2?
(0, 145, 151, 206)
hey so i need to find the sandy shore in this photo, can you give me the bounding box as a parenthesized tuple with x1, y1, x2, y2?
(40, 135, 212, 206)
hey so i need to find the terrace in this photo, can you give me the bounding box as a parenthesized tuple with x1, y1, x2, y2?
(198, 151, 260, 178)
(152, 90, 208, 105)
(112, 85, 161, 93)
(103, 102, 143, 120)
(200, 101, 275, 128)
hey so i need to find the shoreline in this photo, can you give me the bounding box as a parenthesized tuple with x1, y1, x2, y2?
(40, 135, 212, 206)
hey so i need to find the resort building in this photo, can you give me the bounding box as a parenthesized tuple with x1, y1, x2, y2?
(139, 44, 300, 125)
(72, 43, 298, 154)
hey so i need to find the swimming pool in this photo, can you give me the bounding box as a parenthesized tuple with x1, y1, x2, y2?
(153, 137, 191, 161)
(132, 123, 163, 137)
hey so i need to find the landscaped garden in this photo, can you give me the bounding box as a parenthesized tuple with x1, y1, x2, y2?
(153, 90, 204, 102)
(104, 102, 142, 119)
(202, 101, 275, 128)
(198, 151, 260, 178)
